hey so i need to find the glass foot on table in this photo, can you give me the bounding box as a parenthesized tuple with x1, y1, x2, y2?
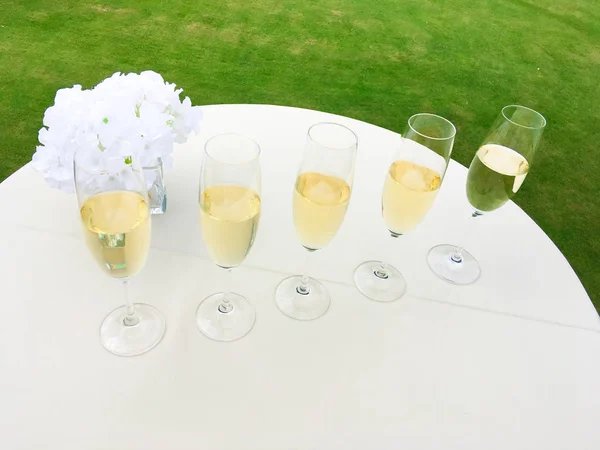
(427, 244, 481, 285)
(100, 303, 166, 357)
(275, 275, 330, 321)
(196, 292, 256, 342)
(353, 260, 407, 302)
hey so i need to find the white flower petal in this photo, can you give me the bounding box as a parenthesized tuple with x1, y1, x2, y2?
(33, 71, 202, 193)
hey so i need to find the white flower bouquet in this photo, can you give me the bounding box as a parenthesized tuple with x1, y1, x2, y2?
(32, 71, 203, 193)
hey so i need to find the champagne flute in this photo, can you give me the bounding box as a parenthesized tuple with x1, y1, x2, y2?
(74, 151, 165, 356)
(427, 105, 546, 284)
(275, 122, 358, 320)
(353, 113, 456, 302)
(197, 134, 261, 341)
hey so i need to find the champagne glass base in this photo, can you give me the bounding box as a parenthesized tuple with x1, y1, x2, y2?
(100, 303, 166, 357)
(353, 261, 407, 302)
(196, 293, 256, 342)
(427, 244, 481, 285)
(275, 276, 330, 321)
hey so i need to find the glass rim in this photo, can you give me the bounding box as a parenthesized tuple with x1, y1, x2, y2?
(501, 105, 547, 130)
(307, 122, 358, 150)
(204, 133, 261, 165)
(407, 113, 457, 141)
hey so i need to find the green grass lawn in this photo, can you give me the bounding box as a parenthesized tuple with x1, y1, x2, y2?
(1, 0, 599, 309)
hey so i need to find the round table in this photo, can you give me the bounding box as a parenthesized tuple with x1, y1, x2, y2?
(1, 105, 599, 449)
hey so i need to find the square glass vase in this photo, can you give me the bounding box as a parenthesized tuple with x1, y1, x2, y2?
(143, 158, 167, 215)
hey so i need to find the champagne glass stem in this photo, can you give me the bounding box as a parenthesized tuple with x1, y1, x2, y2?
(451, 210, 483, 264)
(297, 250, 315, 295)
(376, 233, 402, 278)
(374, 261, 390, 279)
(122, 280, 140, 326)
(451, 246, 464, 263)
(218, 268, 234, 313)
(353, 232, 407, 301)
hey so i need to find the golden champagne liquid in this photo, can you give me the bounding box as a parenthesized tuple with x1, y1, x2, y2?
(382, 160, 442, 235)
(293, 172, 351, 250)
(466, 144, 529, 212)
(80, 191, 151, 279)
(199, 185, 261, 268)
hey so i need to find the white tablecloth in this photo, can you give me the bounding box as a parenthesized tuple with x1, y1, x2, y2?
(1, 105, 599, 449)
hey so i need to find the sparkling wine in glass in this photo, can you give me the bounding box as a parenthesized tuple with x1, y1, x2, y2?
(353, 113, 455, 302)
(75, 152, 166, 356)
(427, 105, 546, 284)
(197, 133, 261, 341)
(275, 122, 358, 320)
